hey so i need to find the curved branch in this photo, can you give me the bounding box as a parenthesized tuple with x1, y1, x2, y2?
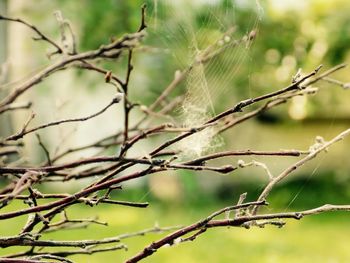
(5, 97, 121, 141)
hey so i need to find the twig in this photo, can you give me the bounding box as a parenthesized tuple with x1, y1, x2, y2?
(36, 134, 52, 166)
(119, 124, 170, 156)
(237, 160, 274, 180)
(54, 10, 77, 55)
(126, 200, 267, 263)
(5, 96, 121, 141)
(0, 31, 144, 109)
(0, 101, 32, 114)
(0, 193, 148, 208)
(0, 171, 40, 208)
(77, 61, 124, 87)
(42, 211, 107, 233)
(138, 4, 147, 32)
(322, 77, 350, 89)
(0, 14, 63, 56)
(149, 65, 322, 157)
(0, 259, 53, 263)
(126, 202, 350, 263)
(122, 49, 134, 144)
(207, 65, 323, 124)
(0, 166, 159, 220)
(0, 225, 180, 248)
(184, 149, 306, 166)
(252, 128, 350, 214)
(305, 63, 347, 86)
(40, 244, 127, 257)
(0, 148, 19, 157)
(30, 254, 74, 263)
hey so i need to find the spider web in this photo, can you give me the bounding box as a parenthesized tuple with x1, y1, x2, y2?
(147, 0, 263, 158)
(145, 1, 341, 215)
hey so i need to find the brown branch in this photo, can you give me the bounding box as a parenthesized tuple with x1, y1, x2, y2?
(35, 245, 127, 257)
(0, 234, 123, 248)
(1, 159, 235, 222)
(0, 171, 40, 208)
(29, 254, 73, 263)
(217, 98, 286, 134)
(0, 192, 148, 208)
(217, 85, 322, 135)
(148, 69, 189, 112)
(43, 214, 107, 233)
(0, 166, 159, 220)
(304, 63, 347, 86)
(0, 156, 121, 174)
(49, 126, 173, 164)
(0, 31, 144, 109)
(322, 77, 349, 88)
(5, 96, 121, 141)
(0, 225, 180, 248)
(98, 199, 149, 208)
(253, 128, 350, 214)
(0, 101, 32, 114)
(207, 204, 350, 228)
(0, 147, 19, 157)
(168, 163, 236, 174)
(207, 65, 322, 124)
(36, 134, 52, 166)
(148, 66, 322, 156)
(0, 14, 63, 56)
(0, 259, 53, 263)
(126, 200, 267, 263)
(4, 226, 180, 259)
(184, 149, 307, 166)
(126, 202, 350, 263)
(135, 28, 247, 129)
(77, 61, 124, 87)
(1, 7, 349, 263)
(138, 4, 147, 32)
(0, 154, 164, 174)
(50, 131, 124, 163)
(119, 124, 170, 156)
(54, 10, 77, 55)
(122, 49, 134, 144)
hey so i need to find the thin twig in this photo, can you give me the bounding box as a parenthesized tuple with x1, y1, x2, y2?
(149, 66, 322, 156)
(0, 101, 32, 114)
(5, 96, 121, 141)
(126, 202, 350, 263)
(0, 31, 144, 109)
(184, 149, 306, 166)
(252, 128, 350, 214)
(36, 134, 52, 165)
(0, 14, 63, 56)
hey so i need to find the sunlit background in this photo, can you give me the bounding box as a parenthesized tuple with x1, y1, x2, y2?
(1, 0, 350, 262)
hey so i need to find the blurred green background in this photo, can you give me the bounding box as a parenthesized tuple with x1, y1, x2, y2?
(1, 0, 350, 262)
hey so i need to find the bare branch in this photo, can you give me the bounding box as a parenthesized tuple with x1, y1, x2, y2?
(1, 6, 349, 263)
(126, 202, 350, 263)
(0, 101, 32, 114)
(0, 31, 144, 108)
(5, 96, 121, 141)
(0, 14, 63, 55)
(253, 128, 350, 214)
(126, 200, 267, 263)
(184, 149, 307, 166)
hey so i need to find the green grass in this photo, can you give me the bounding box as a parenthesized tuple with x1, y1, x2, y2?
(1, 201, 350, 262)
